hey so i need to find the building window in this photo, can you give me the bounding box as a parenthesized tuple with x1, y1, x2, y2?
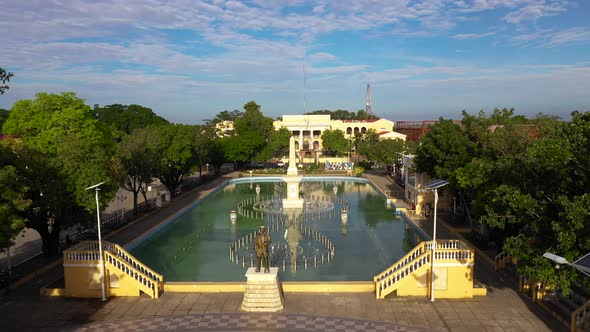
(313, 141, 320, 150)
(354, 127, 360, 134)
(293, 130, 300, 136)
(361, 127, 366, 134)
(407, 169, 416, 187)
(313, 130, 321, 136)
(303, 141, 310, 151)
(346, 127, 352, 135)
(295, 141, 300, 150)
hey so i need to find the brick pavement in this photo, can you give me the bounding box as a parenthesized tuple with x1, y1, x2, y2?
(0, 171, 567, 331)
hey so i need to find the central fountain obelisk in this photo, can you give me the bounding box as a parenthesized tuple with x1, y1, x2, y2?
(282, 136, 303, 209)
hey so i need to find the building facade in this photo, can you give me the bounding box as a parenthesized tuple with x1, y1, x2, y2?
(272, 115, 398, 159)
(402, 155, 451, 216)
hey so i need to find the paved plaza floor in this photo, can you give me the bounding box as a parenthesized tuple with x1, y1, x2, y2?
(0, 171, 568, 331)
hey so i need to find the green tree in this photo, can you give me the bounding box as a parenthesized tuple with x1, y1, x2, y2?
(235, 101, 273, 139)
(2, 92, 116, 255)
(146, 124, 196, 195)
(0, 143, 30, 249)
(115, 128, 158, 217)
(0, 67, 14, 95)
(357, 129, 407, 168)
(321, 129, 351, 157)
(193, 124, 218, 176)
(217, 101, 273, 164)
(220, 132, 266, 163)
(265, 128, 291, 159)
(94, 104, 169, 139)
(414, 109, 590, 292)
(204, 110, 243, 125)
(414, 118, 477, 183)
(0, 109, 9, 130)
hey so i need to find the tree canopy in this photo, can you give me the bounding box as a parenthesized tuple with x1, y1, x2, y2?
(2, 92, 116, 255)
(0, 143, 30, 249)
(321, 129, 351, 157)
(306, 109, 380, 120)
(357, 130, 406, 166)
(414, 108, 590, 292)
(145, 124, 196, 195)
(94, 104, 169, 139)
(0, 67, 14, 95)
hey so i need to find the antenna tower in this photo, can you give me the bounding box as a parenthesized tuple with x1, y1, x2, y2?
(365, 82, 373, 118)
(303, 52, 307, 114)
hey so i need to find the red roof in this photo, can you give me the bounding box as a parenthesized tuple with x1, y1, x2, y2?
(341, 119, 378, 123)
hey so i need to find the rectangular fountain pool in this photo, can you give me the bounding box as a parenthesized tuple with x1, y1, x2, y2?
(130, 178, 425, 281)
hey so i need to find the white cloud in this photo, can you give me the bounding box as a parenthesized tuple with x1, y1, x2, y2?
(0, 0, 587, 122)
(308, 52, 336, 62)
(541, 27, 590, 47)
(452, 31, 496, 39)
(508, 27, 590, 47)
(503, 1, 568, 24)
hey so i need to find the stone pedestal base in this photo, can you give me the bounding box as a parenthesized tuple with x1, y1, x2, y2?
(240, 267, 283, 312)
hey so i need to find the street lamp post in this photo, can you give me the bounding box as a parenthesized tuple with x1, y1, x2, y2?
(86, 181, 107, 301)
(422, 179, 449, 302)
(543, 252, 590, 277)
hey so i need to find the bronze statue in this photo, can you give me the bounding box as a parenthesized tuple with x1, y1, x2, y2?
(255, 225, 271, 273)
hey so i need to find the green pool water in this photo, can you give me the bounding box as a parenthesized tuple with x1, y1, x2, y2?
(130, 178, 425, 281)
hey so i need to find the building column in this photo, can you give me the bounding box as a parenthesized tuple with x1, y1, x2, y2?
(299, 130, 303, 162)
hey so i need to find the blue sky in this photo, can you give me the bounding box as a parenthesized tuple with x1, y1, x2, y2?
(1, 0, 589, 124)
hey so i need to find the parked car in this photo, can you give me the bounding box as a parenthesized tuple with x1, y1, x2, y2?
(277, 161, 285, 167)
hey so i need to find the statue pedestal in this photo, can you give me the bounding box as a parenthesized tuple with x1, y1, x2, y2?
(282, 176, 303, 209)
(240, 267, 283, 312)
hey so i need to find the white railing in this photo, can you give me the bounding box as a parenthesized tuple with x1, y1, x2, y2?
(573, 300, 590, 332)
(374, 240, 475, 299)
(64, 250, 101, 262)
(434, 250, 472, 261)
(63, 240, 163, 299)
(376, 252, 430, 299)
(68, 240, 115, 253)
(104, 251, 160, 299)
(112, 244, 163, 284)
(374, 242, 426, 285)
(424, 239, 462, 250)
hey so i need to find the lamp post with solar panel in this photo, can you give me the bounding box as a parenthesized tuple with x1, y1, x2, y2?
(422, 179, 449, 302)
(86, 181, 107, 301)
(543, 252, 590, 277)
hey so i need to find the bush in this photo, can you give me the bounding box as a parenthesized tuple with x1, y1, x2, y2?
(308, 163, 319, 173)
(357, 160, 374, 170)
(354, 166, 365, 177)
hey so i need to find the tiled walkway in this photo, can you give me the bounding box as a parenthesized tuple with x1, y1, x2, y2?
(76, 313, 425, 332)
(0, 171, 567, 331)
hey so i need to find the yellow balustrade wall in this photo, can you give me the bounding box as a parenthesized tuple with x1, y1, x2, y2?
(375, 240, 486, 299)
(62, 241, 162, 299)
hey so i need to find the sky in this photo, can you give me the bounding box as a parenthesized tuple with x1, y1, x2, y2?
(1, 0, 589, 124)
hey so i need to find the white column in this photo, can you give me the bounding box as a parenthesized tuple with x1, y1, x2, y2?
(299, 130, 303, 160)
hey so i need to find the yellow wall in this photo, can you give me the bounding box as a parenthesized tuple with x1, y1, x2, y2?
(393, 264, 478, 298)
(107, 268, 142, 297)
(282, 281, 373, 292)
(64, 264, 108, 298)
(165, 282, 246, 292)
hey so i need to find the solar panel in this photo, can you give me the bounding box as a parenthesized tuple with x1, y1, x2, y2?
(424, 179, 449, 190)
(573, 252, 590, 274)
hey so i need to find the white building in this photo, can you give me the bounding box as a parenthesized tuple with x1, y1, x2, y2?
(273, 115, 401, 160)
